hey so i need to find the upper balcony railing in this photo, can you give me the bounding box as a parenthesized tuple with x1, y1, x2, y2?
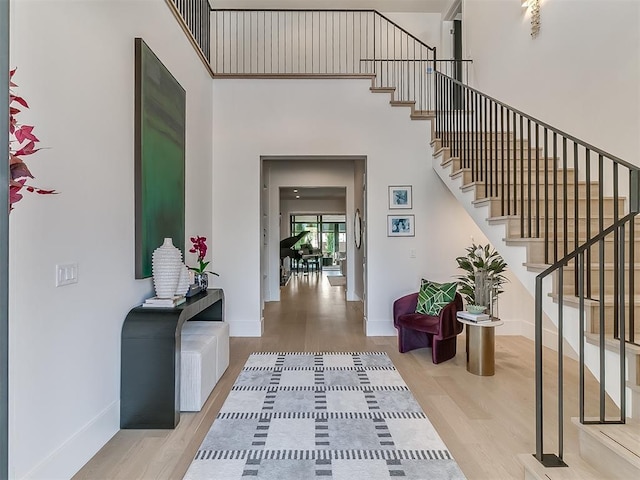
(168, 0, 212, 68)
(211, 9, 434, 76)
(209, 9, 471, 113)
(167, 3, 472, 112)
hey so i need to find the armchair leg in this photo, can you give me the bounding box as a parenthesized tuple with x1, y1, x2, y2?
(397, 327, 432, 354)
(431, 336, 458, 364)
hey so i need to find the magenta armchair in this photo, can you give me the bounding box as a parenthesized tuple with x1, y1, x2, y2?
(393, 292, 463, 364)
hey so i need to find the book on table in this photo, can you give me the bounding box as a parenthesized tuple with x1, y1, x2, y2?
(142, 296, 186, 308)
(457, 311, 491, 322)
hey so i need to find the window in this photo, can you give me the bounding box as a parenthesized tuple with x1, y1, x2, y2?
(290, 214, 346, 259)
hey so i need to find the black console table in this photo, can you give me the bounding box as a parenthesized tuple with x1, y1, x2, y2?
(120, 289, 225, 429)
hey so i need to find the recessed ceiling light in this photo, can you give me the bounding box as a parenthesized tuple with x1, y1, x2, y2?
(296, 195, 300, 199)
(293, 189, 298, 193)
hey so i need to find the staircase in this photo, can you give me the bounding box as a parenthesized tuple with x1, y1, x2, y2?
(166, 3, 640, 478)
(428, 76, 640, 477)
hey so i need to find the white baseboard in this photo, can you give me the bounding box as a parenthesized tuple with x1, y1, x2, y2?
(346, 289, 362, 302)
(493, 319, 522, 336)
(519, 319, 578, 360)
(21, 401, 119, 480)
(228, 319, 263, 337)
(365, 319, 396, 336)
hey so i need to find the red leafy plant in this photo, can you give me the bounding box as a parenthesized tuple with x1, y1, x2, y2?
(9, 68, 56, 211)
(188, 236, 219, 276)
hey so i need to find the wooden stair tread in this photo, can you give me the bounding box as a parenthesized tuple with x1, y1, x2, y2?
(506, 235, 636, 245)
(461, 179, 592, 188)
(369, 86, 395, 93)
(410, 111, 434, 120)
(473, 196, 626, 206)
(584, 333, 640, 354)
(390, 100, 415, 106)
(490, 214, 634, 222)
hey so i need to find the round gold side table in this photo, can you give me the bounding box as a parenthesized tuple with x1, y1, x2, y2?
(456, 317, 504, 376)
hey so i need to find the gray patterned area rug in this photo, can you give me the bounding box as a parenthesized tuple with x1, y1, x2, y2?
(184, 352, 466, 479)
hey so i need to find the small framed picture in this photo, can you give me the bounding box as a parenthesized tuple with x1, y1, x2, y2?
(388, 185, 412, 209)
(388, 215, 415, 237)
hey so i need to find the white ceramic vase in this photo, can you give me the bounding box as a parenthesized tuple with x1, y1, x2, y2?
(152, 238, 183, 298)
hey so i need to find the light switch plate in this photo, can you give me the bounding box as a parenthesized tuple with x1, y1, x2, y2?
(56, 263, 78, 287)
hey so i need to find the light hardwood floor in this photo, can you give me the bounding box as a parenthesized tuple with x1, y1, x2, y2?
(74, 271, 605, 480)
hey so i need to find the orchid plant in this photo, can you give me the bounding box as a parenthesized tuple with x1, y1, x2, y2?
(9, 68, 56, 211)
(188, 236, 219, 276)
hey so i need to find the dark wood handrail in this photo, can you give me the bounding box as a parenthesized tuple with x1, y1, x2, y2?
(434, 72, 638, 171)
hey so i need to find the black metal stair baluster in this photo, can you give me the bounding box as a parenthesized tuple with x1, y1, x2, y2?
(612, 160, 620, 341)
(484, 97, 488, 195)
(552, 131, 558, 263)
(563, 137, 568, 258)
(489, 100, 494, 197)
(619, 221, 627, 419)
(599, 231, 606, 422)
(527, 119, 532, 238)
(579, 250, 585, 424)
(586, 148, 592, 298)
(520, 115, 525, 234)
(493, 101, 498, 200)
(535, 123, 540, 239)
(544, 127, 549, 263)
(629, 215, 635, 345)
(574, 142, 579, 296)
(557, 266, 565, 462)
(501, 106, 505, 216)
(506, 110, 512, 215)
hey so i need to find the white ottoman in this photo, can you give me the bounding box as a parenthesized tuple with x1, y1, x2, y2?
(182, 321, 229, 382)
(180, 321, 230, 412)
(180, 334, 217, 412)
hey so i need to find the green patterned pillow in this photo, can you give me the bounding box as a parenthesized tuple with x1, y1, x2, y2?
(415, 279, 457, 316)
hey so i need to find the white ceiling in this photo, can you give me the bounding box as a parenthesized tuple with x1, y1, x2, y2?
(212, 1, 453, 14)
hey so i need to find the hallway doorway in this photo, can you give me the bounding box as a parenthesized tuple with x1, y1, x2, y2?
(261, 156, 367, 315)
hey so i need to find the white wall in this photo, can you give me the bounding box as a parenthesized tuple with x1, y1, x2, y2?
(463, 0, 640, 165)
(441, 20, 454, 59)
(9, 1, 213, 478)
(384, 12, 442, 50)
(353, 159, 365, 303)
(212, 77, 534, 337)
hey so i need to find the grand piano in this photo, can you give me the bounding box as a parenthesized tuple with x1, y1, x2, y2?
(279, 231, 322, 277)
(280, 230, 309, 263)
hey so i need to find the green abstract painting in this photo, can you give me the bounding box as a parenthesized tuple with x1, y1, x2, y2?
(135, 38, 185, 278)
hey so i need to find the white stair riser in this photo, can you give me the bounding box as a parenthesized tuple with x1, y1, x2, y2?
(578, 428, 640, 479)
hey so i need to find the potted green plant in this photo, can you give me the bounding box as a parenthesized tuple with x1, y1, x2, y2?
(455, 243, 508, 315)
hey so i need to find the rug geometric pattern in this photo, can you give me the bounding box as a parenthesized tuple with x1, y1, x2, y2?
(184, 352, 466, 479)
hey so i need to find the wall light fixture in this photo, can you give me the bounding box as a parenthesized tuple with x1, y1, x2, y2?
(522, 0, 541, 38)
